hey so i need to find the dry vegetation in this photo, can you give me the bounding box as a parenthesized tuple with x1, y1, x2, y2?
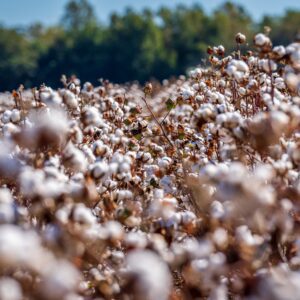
(0, 31, 300, 300)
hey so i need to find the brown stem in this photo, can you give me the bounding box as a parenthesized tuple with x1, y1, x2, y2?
(141, 96, 174, 148)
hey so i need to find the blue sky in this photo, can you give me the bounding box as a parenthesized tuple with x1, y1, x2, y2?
(0, 0, 299, 27)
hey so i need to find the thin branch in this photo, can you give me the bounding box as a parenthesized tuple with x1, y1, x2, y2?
(141, 96, 174, 148)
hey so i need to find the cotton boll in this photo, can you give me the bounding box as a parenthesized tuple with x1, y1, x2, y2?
(212, 228, 228, 248)
(73, 204, 96, 225)
(0, 278, 22, 300)
(254, 33, 271, 47)
(0, 189, 15, 223)
(273, 45, 286, 58)
(19, 168, 45, 197)
(40, 260, 81, 300)
(90, 161, 109, 180)
(10, 109, 21, 123)
(1, 110, 12, 124)
(158, 157, 172, 169)
(63, 143, 87, 173)
(125, 250, 171, 300)
(227, 60, 249, 81)
(63, 90, 78, 109)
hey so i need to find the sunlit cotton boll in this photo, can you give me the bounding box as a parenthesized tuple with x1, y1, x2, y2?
(125, 250, 171, 300)
(254, 33, 271, 47)
(226, 59, 249, 81)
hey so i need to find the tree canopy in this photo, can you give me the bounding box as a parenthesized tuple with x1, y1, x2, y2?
(0, 1, 299, 91)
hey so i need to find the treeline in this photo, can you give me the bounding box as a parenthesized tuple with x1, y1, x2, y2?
(0, 0, 299, 91)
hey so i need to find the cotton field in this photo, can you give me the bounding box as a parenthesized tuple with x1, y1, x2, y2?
(0, 32, 300, 300)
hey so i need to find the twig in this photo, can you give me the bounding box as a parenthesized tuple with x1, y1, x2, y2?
(141, 96, 174, 148)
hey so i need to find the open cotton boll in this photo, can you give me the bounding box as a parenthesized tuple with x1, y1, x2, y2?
(125, 250, 171, 300)
(63, 90, 79, 109)
(0, 225, 43, 269)
(10, 109, 21, 123)
(0, 189, 15, 223)
(254, 33, 271, 47)
(90, 161, 109, 180)
(62, 143, 87, 173)
(73, 204, 96, 225)
(40, 260, 81, 300)
(1, 110, 12, 124)
(0, 278, 22, 300)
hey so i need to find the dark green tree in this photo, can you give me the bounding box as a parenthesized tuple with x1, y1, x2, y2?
(61, 0, 97, 32)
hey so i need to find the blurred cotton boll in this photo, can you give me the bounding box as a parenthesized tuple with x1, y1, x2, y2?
(125, 250, 171, 300)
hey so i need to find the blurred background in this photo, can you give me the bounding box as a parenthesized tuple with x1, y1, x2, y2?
(0, 0, 299, 91)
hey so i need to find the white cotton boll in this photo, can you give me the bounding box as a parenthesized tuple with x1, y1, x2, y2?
(254, 164, 275, 181)
(153, 189, 164, 200)
(180, 211, 196, 225)
(2, 123, 19, 137)
(0, 278, 22, 300)
(41, 260, 81, 300)
(2, 110, 12, 124)
(192, 83, 200, 91)
(0, 188, 13, 204)
(158, 157, 172, 169)
(0, 225, 43, 269)
(196, 95, 204, 102)
(90, 161, 109, 179)
(64, 90, 78, 109)
(236, 225, 255, 246)
(83, 107, 101, 126)
(126, 250, 171, 300)
(125, 231, 148, 249)
(275, 77, 286, 89)
(63, 143, 87, 173)
(218, 79, 226, 88)
(289, 45, 300, 68)
(254, 33, 270, 47)
(73, 204, 96, 225)
(248, 56, 258, 67)
(236, 60, 249, 73)
(190, 68, 202, 79)
(259, 59, 277, 72)
(116, 190, 133, 201)
(216, 114, 227, 125)
(124, 216, 141, 227)
(115, 128, 124, 137)
(256, 264, 300, 300)
(10, 109, 21, 123)
(19, 168, 44, 197)
(49, 91, 63, 105)
(182, 88, 194, 100)
(211, 201, 225, 219)
(273, 45, 286, 58)
(208, 283, 228, 300)
(119, 162, 130, 173)
(212, 228, 228, 248)
(199, 81, 206, 89)
(0, 189, 15, 222)
(285, 72, 300, 91)
(271, 111, 289, 129)
(105, 221, 124, 241)
(238, 87, 246, 95)
(227, 60, 249, 81)
(111, 101, 119, 111)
